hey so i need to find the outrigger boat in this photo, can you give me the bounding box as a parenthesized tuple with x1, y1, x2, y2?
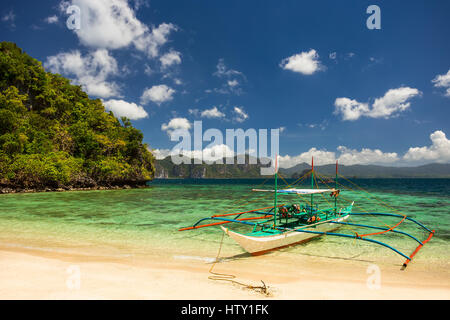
(179, 158, 435, 269)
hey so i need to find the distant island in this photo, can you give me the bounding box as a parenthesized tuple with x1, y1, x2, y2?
(0, 42, 155, 193)
(155, 155, 270, 178)
(155, 156, 450, 179)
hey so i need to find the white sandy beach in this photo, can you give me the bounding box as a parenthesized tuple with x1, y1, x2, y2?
(1, 244, 449, 300)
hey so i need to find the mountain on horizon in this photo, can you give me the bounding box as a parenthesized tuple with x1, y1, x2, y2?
(155, 156, 450, 178)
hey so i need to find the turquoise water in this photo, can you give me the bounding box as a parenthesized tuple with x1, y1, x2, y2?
(0, 178, 449, 266)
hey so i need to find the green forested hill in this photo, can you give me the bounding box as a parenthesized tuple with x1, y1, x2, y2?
(0, 42, 154, 191)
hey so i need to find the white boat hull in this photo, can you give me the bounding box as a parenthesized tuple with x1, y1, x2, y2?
(221, 214, 350, 255)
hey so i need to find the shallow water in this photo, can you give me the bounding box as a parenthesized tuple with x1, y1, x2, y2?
(0, 178, 449, 267)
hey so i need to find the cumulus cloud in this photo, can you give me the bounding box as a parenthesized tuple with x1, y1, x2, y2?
(45, 49, 120, 98)
(403, 130, 450, 163)
(371, 87, 421, 118)
(233, 106, 249, 123)
(432, 69, 450, 97)
(278, 130, 449, 168)
(334, 98, 370, 121)
(154, 130, 449, 167)
(161, 117, 191, 135)
(160, 50, 181, 69)
(280, 49, 323, 75)
(103, 99, 148, 120)
(59, 0, 177, 58)
(140, 84, 175, 105)
(153, 144, 235, 163)
(279, 148, 336, 168)
(152, 148, 172, 160)
(279, 146, 399, 168)
(336, 146, 399, 166)
(200, 107, 225, 119)
(334, 87, 421, 121)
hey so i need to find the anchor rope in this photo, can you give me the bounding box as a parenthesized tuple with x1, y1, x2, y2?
(208, 231, 271, 296)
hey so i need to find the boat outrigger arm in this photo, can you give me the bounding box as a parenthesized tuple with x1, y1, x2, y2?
(274, 212, 435, 269)
(179, 205, 435, 269)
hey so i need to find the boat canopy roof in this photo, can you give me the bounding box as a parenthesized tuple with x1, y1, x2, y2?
(252, 188, 336, 195)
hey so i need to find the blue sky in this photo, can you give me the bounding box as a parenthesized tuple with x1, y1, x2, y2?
(1, 0, 449, 167)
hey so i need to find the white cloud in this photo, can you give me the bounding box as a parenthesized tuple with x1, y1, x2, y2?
(187, 144, 235, 162)
(133, 0, 149, 10)
(60, 0, 177, 58)
(213, 59, 243, 78)
(140, 84, 175, 105)
(45, 15, 59, 24)
(211, 59, 245, 95)
(279, 148, 336, 168)
(152, 148, 171, 160)
(334, 87, 421, 121)
(45, 49, 120, 98)
(336, 146, 399, 166)
(279, 130, 450, 168)
(432, 69, 450, 97)
(161, 117, 191, 135)
(371, 87, 421, 118)
(403, 130, 450, 164)
(103, 99, 148, 120)
(2, 10, 15, 28)
(200, 107, 225, 119)
(157, 131, 450, 166)
(160, 50, 181, 69)
(233, 106, 249, 123)
(228, 79, 239, 87)
(279, 146, 399, 168)
(153, 144, 235, 162)
(299, 120, 329, 131)
(280, 49, 323, 75)
(140, 22, 178, 58)
(329, 52, 337, 60)
(334, 98, 370, 121)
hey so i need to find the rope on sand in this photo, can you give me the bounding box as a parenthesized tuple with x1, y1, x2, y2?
(208, 232, 271, 296)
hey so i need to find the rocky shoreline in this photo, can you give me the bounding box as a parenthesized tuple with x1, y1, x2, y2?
(0, 183, 150, 194)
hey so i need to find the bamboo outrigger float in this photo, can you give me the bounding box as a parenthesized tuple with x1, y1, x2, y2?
(179, 158, 435, 269)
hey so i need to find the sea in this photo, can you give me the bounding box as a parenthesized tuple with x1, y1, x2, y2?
(0, 178, 449, 268)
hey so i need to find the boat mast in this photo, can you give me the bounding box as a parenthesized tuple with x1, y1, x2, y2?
(273, 154, 278, 228)
(335, 160, 338, 214)
(311, 156, 314, 215)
